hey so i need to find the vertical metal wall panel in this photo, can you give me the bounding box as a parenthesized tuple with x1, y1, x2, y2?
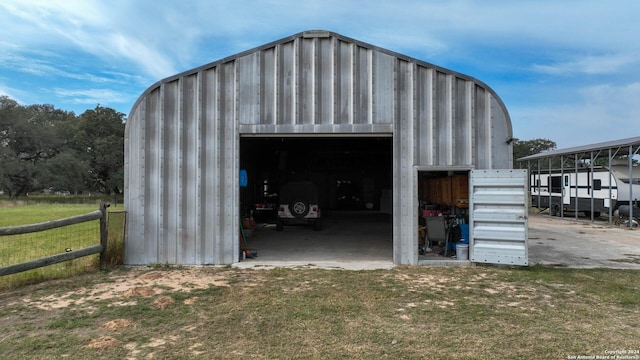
(299, 37, 315, 125)
(354, 45, 372, 125)
(394, 59, 417, 265)
(200, 67, 220, 264)
(125, 31, 514, 265)
(238, 53, 260, 125)
(454, 78, 472, 165)
(317, 37, 334, 125)
(181, 74, 199, 264)
(144, 89, 161, 264)
(336, 40, 353, 124)
(373, 51, 395, 125)
(474, 86, 490, 169)
(490, 96, 512, 168)
(278, 41, 295, 125)
(123, 100, 145, 264)
(260, 47, 276, 125)
(218, 62, 238, 264)
(435, 71, 452, 165)
(162, 80, 180, 264)
(415, 67, 434, 166)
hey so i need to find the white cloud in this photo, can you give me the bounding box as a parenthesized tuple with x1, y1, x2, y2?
(3, 0, 639, 79)
(532, 54, 640, 75)
(106, 32, 177, 79)
(0, 0, 178, 79)
(579, 82, 640, 118)
(52, 88, 130, 105)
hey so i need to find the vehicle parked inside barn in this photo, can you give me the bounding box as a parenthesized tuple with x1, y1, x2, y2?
(276, 181, 322, 231)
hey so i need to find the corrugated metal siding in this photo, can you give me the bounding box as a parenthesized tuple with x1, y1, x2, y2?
(394, 58, 415, 264)
(469, 169, 528, 266)
(124, 31, 513, 265)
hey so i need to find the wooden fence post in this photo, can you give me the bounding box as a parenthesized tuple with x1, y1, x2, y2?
(99, 202, 110, 269)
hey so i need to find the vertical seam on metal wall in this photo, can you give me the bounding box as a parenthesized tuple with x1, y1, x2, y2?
(446, 74, 453, 165)
(196, 70, 203, 263)
(274, 45, 279, 126)
(177, 77, 184, 264)
(468, 81, 475, 165)
(367, 47, 373, 125)
(485, 94, 492, 169)
(423, 68, 435, 165)
(332, 37, 337, 125)
(158, 84, 165, 263)
(214, 66, 222, 262)
(293, 37, 299, 125)
(411, 61, 418, 264)
(312, 37, 317, 125)
(349, 41, 354, 125)
(257, 51, 262, 126)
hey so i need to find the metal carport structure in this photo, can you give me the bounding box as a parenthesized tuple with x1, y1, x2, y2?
(518, 136, 640, 225)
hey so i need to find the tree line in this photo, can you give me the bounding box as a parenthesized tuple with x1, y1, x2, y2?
(513, 137, 557, 168)
(0, 96, 124, 198)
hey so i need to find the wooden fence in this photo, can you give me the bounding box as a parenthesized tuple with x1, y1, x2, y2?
(0, 202, 109, 276)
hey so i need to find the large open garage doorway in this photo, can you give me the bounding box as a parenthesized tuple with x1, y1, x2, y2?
(239, 136, 393, 262)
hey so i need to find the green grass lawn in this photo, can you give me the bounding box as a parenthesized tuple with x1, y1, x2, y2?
(0, 202, 99, 226)
(0, 201, 123, 289)
(0, 265, 638, 359)
(1, 201, 638, 358)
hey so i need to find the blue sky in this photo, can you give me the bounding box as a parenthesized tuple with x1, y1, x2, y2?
(1, 0, 639, 149)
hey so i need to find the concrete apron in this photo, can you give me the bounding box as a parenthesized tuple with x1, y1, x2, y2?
(237, 212, 640, 270)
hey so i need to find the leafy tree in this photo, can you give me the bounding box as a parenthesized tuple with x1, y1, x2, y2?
(0, 97, 75, 197)
(73, 106, 125, 194)
(0, 96, 22, 195)
(40, 150, 88, 194)
(513, 138, 557, 168)
(0, 97, 126, 197)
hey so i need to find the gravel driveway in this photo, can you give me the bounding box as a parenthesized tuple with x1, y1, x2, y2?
(528, 214, 640, 268)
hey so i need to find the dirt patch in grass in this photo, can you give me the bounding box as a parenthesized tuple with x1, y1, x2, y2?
(152, 295, 174, 309)
(123, 286, 156, 298)
(102, 318, 131, 331)
(86, 336, 121, 349)
(13, 267, 235, 312)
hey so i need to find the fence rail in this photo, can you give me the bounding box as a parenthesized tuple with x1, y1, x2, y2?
(0, 202, 109, 277)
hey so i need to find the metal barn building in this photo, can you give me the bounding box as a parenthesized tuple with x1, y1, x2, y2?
(124, 30, 528, 266)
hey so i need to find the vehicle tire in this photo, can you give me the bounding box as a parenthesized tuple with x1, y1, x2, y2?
(276, 219, 283, 231)
(550, 205, 559, 217)
(313, 219, 322, 231)
(289, 200, 309, 218)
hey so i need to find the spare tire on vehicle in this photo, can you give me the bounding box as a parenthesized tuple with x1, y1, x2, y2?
(289, 200, 309, 218)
